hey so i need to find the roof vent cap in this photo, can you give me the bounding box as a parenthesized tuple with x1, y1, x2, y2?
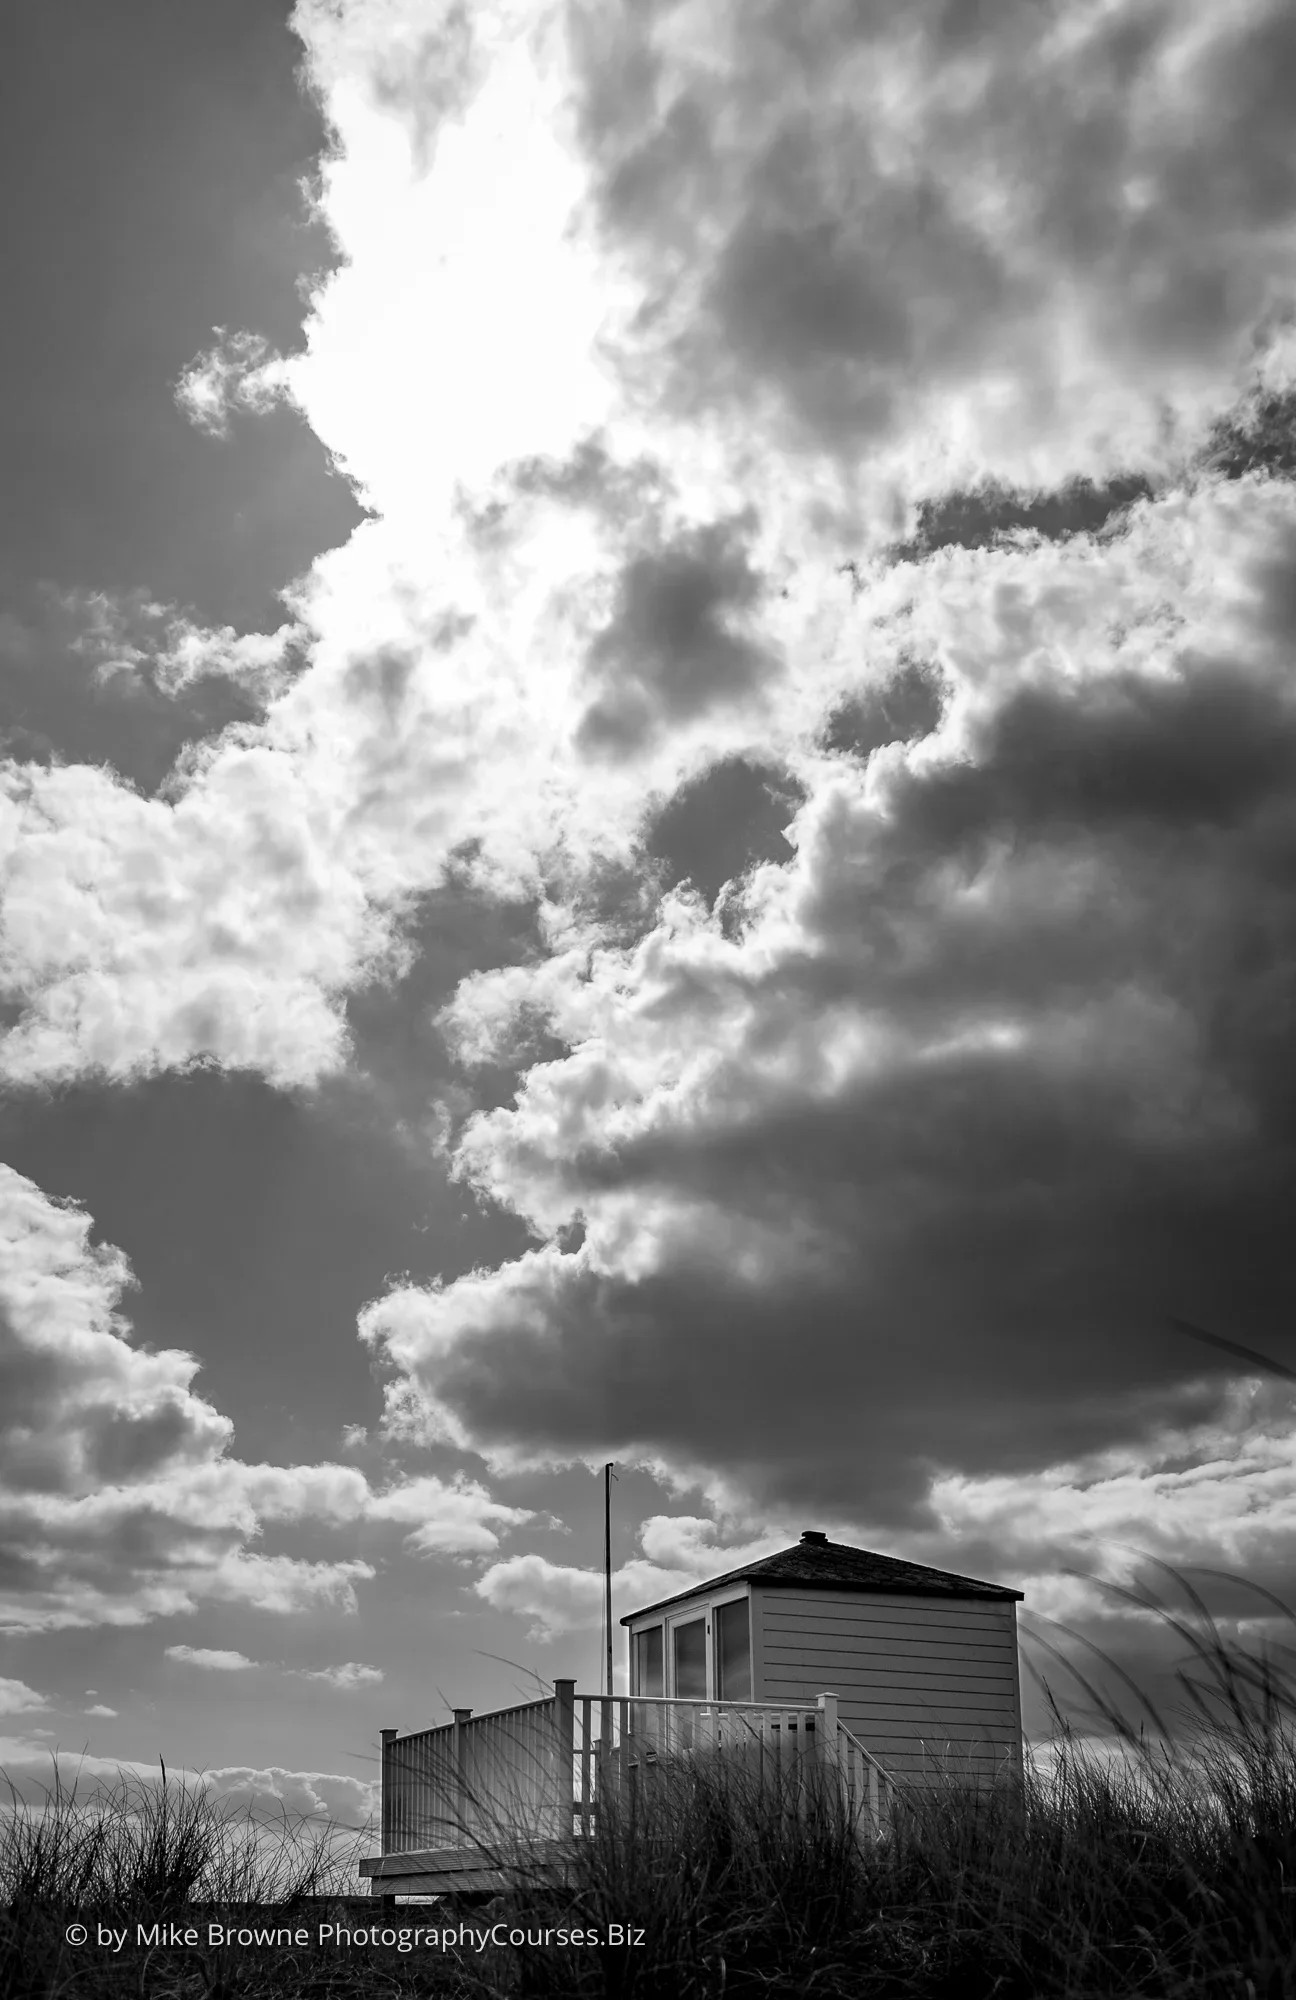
(800, 1530, 828, 1545)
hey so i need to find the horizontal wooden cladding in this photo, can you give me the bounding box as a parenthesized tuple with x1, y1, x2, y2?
(818, 1699, 1018, 1727)
(763, 1648, 1017, 1680)
(785, 1704, 1018, 1733)
(760, 1624, 1024, 1656)
(761, 1596, 1015, 1637)
(760, 1588, 1016, 1620)
(854, 1728, 1021, 1755)
(764, 1678, 1018, 1712)
(864, 1752, 1016, 1784)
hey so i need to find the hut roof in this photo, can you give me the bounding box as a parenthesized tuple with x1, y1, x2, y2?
(621, 1531, 1023, 1623)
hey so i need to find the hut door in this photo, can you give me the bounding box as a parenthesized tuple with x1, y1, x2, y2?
(669, 1614, 709, 1699)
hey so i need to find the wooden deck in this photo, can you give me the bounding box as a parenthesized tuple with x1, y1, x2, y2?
(361, 1686, 892, 1899)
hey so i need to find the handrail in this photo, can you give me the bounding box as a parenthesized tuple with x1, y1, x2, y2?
(378, 1687, 894, 1857)
(585, 1694, 823, 1710)
(390, 1692, 554, 1743)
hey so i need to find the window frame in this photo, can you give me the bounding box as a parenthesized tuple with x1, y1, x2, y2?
(629, 1621, 665, 1698)
(711, 1588, 753, 1702)
(666, 1608, 710, 1699)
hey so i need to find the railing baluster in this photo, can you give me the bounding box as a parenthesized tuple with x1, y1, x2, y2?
(377, 1691, 891, 1858)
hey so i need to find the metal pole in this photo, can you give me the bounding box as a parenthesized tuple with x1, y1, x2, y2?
(604, 1462, 616, 1699)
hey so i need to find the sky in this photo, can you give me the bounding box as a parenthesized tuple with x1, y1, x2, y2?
(3, 0, 1296, 1828)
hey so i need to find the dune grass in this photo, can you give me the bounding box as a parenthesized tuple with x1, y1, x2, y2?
(0, 1766, 369, 2000)
(4, 1572, 1295, 1997)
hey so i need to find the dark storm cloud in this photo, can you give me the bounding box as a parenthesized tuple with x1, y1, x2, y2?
(363, 481, 1296, 1533)
(1205, 386, 1296, 484)
(577, 516, 781, 754)
(887, 477, 1156, 563)
(821, 657, 946, 761)
(641, 756, 805, 907)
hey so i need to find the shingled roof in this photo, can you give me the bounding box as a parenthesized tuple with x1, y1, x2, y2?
(621, 1531, 1023, 1623)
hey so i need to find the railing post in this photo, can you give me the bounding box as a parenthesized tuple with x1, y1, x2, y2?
(452, 1709, 472, 1834)
(554, 1679, 575, 1832)
(816, 1693, 839, 1817)
(380, 1728, 398, 1854)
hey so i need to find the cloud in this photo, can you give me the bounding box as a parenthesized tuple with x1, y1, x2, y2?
(165, 1647, 258, 1672)
(474, 1515, 789, 1640)
(7, 1, 1295, 1105)
(0, 1169, 527, 1631)
(359, 472, 1296, 1586)
(83, 1704, 117, 1718)
(5, 0, 1296, 1673)
(0, 1739, 375, 1824)
(174, 329, 295, 440)
(200, 1763, 376, 1825)
(0, 1677, 48, 1716)
(569, 0, 1296, 496)
(295, 1661, 384, 1690)
(163, 1646, 382, 1689)
(576, 514, 781, 756)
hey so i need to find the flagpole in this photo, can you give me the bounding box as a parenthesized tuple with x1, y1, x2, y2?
(604, 1462, 615, 1699)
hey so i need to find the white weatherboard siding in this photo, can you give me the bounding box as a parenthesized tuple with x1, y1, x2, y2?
(755, 1588, 1022, 1783)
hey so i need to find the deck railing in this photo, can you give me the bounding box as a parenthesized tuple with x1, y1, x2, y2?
(571, 1693, 890, 1838)
(379, 1686, 891, 1857)
(380, 1692, 572, 1852)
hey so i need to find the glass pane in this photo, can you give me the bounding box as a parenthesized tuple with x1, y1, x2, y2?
(673, 1618, 707, 1699)
(715, 1599, 751, 1701)
(633, 1625, 663, 1697)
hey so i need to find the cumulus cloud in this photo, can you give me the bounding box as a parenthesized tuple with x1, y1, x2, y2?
(474, 1514, 788, 1640)
(0, 1677, 48, 1716)
(360, 472, 1296, 1598)
(568, 0, 1296, 497)
(164, 1646, 382, 1689)
(6, 0, 1296, 1673)
(295, 1661, 384, 1689)
(83, 1704, 117, 1718)
(173, 329, 295, 439)
(0, 1739, 375, 1823)
(0, 1169, 529, 1632)
(10, 0, 1295, 1102)
(201, 1763, 376, 1825)
(165, 1647, 258, 1672)
(55, 589, 300, 704)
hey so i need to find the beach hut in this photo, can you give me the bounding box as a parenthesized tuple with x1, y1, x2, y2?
(622, 1531, 1024, 1786)
(361, 1531, 1023, 1899)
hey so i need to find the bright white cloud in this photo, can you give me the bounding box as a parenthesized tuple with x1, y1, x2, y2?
(474, 1515, 788, 1640)
(165, 1647, 258, 1672)
(295, 1661, 384, 1689)
(173, 329, 295, 440)
(201, 1763, 376, 1826)
(0, 1739, 375, 1828)
(0, 1677, 48, 1716)
(6, 0, 1293, 1103)
(163, 1646, 383, 1689)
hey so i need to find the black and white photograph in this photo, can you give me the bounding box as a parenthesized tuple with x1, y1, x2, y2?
(3, 1, 1296, 1992)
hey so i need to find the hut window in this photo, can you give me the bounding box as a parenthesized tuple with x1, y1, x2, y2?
(715, 1598, 751, 1701)
(673, 1617, 707, 1699)
(632, 1625, 663, 1697)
